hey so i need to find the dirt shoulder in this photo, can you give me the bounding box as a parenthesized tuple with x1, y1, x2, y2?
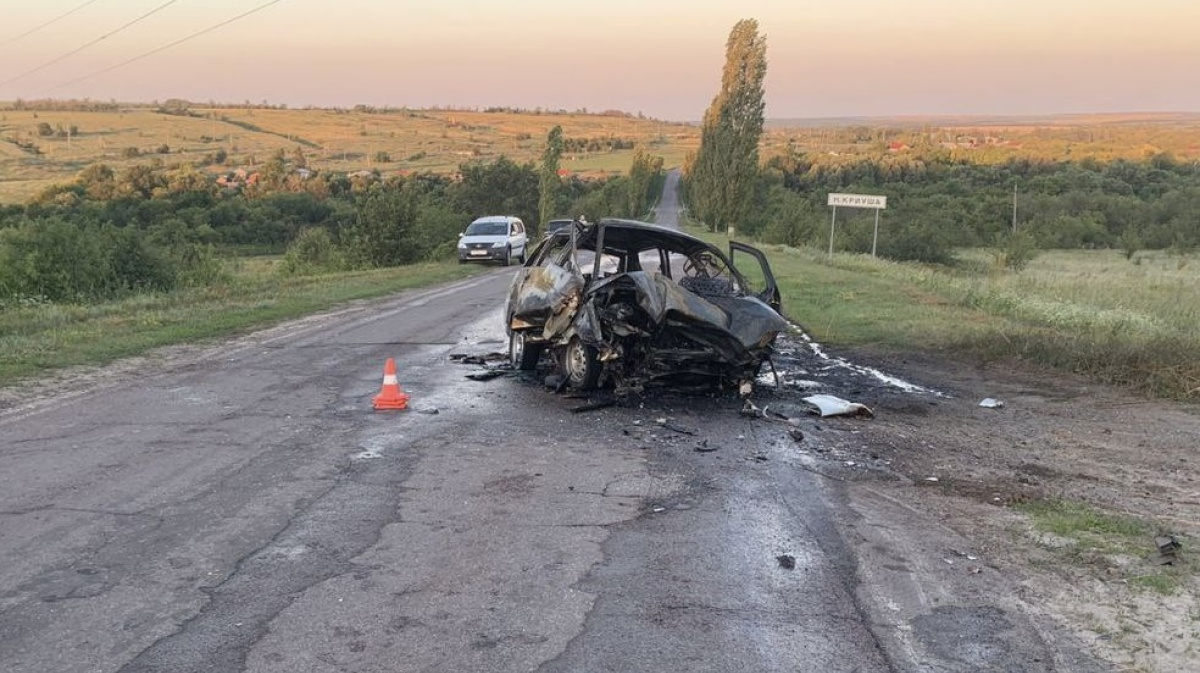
(801, 347, 1199, 672)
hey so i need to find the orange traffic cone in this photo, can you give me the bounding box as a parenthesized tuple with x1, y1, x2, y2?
(373, 358, 410, 410)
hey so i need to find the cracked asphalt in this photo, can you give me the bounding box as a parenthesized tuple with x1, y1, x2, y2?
(0, 267, 883, 672)
(0, 172, 1100, 672)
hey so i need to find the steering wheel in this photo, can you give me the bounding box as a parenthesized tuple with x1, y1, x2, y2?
(683, 253, 716, 278)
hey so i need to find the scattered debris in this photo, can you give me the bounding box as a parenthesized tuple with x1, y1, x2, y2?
(571, 398, 616, 414)
(452, 352, 507, 365)
(776, 554, 796, 570)
(787, 427, 805, 443)
(657, 419, 697, 435)
(979, 397, 1005, 409)
(1152, 535, 1183, 565)
(950, 548, 979, 561)
(694, 440, 718, 453)
(740, 400, 803, 426)
(925, 477, 940, 483)
(802, 394, 874, 418)
(466, 370, 506, 382)
(416, 407, 440, 415)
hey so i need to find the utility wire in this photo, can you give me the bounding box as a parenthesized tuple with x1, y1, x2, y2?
(1, 0, 184, 88)
(47, 0, 284, 92)
(0, 0, 104, 48)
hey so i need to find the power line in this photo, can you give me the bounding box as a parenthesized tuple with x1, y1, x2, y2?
(0, 0, 184, 88)
(47, 0, 285, 93)
(0, 0, 104, 48)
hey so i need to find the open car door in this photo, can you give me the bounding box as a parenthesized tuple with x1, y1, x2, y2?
(729, 241, 781, 311)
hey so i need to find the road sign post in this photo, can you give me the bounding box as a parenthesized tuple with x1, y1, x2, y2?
(826, 193, 888, 259)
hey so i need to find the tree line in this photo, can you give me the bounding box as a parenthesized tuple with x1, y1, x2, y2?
(741, 151, 1200, 265)
(683, 19, 1200, 266)
(0, 140, 663, 304)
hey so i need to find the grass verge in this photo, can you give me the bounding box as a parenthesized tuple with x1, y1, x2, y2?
(679, 215, 1200, 399)
(1016, 499, 1188, 595)
(0, 260, 490, 387)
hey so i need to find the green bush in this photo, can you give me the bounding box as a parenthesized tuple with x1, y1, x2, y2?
(279, 227, 345, 275)
(992, 230, 1039, 271)
(0, 218, 177, 303)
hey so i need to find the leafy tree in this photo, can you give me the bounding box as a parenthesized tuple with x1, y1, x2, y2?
(685, 18, 767, 236)
(626, 147, 662, 219)
(538, 125, 564, 234)
(79, 163, 116, 200)
(452, 156, 539, 228)
(279, 227, 345, 275)
(116, 164, 165, 199)
(344, 185, 419, 267)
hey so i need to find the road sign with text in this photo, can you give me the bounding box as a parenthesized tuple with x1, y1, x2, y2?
(828, 193, 887, 209)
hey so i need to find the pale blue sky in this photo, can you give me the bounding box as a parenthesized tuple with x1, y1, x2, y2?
(1, 0, 1196, 119)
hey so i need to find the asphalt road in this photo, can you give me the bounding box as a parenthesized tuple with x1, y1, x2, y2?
(0, 172, 1093, 672)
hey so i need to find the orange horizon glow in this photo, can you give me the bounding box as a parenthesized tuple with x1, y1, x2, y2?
(1, 0, 1196, 121)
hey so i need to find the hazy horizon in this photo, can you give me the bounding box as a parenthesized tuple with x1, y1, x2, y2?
(1, 0, 1197, 122)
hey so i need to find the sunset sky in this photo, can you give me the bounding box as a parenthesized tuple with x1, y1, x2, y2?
(1, 0, 1196, 120)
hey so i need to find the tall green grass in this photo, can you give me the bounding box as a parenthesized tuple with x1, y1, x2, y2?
(0, 259, 488, 386)
(758, 244, 1200, 399)
(677, 212, 1200, 399)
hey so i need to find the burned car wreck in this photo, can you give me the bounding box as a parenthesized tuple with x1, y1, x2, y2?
(505, 218, 789, 394)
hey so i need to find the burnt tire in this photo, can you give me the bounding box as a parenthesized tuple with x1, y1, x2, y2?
(509, 331, 544, 371)
(560, 336, 601, 390)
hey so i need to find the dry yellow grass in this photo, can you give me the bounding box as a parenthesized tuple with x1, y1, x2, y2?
(0, 106, 699, 203)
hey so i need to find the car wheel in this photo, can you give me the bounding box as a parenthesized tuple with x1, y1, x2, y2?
(502, 246, 511, 267)
(560, 336, 601, 390)
(509, 331, 544, 371)
(517, 247, 526, 264)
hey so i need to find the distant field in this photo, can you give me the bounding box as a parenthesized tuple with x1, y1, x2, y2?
(0, 105, 700, 203)
(4, 104, 1199, 204)
(764, 111, 1200, 164)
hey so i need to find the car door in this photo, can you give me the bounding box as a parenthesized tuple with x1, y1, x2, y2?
(728, 241, 781, 311)
(510, 220, 527, 257)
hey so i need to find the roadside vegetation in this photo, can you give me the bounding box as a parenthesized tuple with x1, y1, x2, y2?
(0, 259, 483, 385)
(682, 221, 1200, 401)
(0, 121, 665, 387)
(1015, 499, 1185, 596)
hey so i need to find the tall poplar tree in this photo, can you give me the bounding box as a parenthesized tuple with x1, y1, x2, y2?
(538, 125, 565, 234)
(685, 19, 767, 235)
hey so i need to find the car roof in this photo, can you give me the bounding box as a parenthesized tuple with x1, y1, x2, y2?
(471, 215, 519, 223)
(582, 218, 715, 256)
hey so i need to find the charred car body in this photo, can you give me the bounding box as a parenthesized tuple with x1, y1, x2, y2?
(505, 218, 788, 394)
